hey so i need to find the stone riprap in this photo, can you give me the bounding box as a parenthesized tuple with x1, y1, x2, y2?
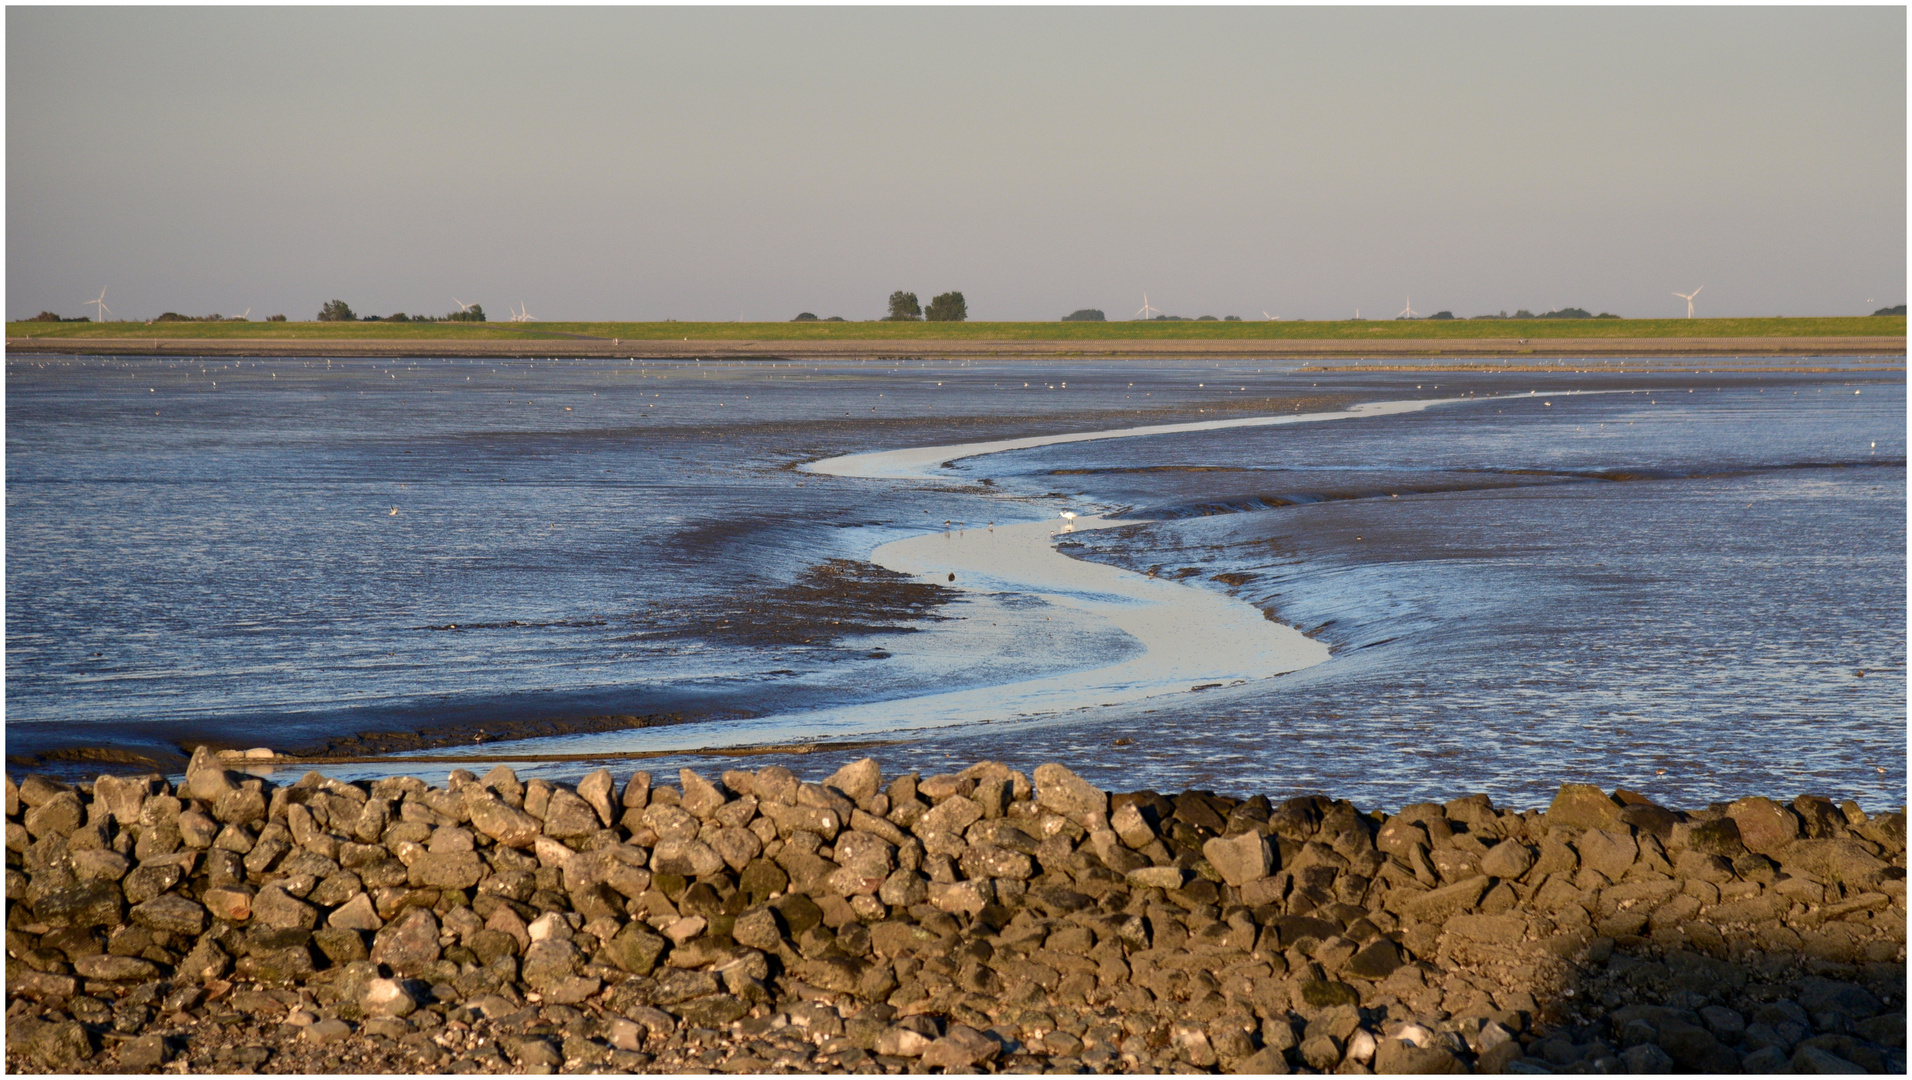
(5, 752, 1906, 1074)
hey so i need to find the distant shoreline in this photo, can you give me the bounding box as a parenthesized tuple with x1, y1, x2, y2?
(4, 334, 1904, 361)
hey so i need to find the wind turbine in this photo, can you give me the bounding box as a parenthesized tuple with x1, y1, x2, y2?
(1398, 295, 1419, 319)
(511, 302, 535, 323)
(1134, 294, 1160, 320)
(239, 307, 250, 321)
(453, 297, 474, 313)
(87, 288, 113, 322)
(1673, 286, 1703, 318)
(1263, 312, 1279, 321)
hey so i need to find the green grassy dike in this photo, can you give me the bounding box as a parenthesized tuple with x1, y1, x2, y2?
(8, 316, 1903, 342)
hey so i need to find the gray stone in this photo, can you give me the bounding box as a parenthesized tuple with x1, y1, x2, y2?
(920, 1024, 1002, 1069)
(120, 1032, 171, 1070)
(362, 976, 419, 1018)
(24, 790, 85, 838)
(576, 768, 616, 826)
(328, 892, 383, 931)
(1374, 1037, 1467, 1073)
(650, 837, 725, 877)
(20, 1019, 95, 1070)
(1480, 840, 1536, 880)
(409, 848, 484, 889)
(1033, 763, 1107, 825)
(466, 792, 541, 847)
(678, 769, 728, 819)
(1792, 1045, 1867, 1073)
(72, 953, 161, 981)
(1619, 1043, 1674, 1072)
(542, 789, 601, 839)
(521, 937, 586, 990)
(303, 1018, 352, 1045)
(825, 758, 884, 804)
(33, 880, 126, 931)
(252, 884, 318, 930)
(1203, 830, 1273, 887)
(370, 906, 440, 975)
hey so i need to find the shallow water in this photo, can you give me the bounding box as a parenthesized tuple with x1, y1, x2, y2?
(6, 354, 1904, 810)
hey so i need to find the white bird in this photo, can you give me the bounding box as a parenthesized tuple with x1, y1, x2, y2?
(1059, 510, 1078, 532)
(388, 507, 398, 516)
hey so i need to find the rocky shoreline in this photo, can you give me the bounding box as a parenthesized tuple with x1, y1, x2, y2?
(6, 753, 1905, 1074)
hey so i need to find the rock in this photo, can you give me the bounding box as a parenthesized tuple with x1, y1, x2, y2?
(1300, 980, 1361, 1008)
(24, 790, 85, 838)
(303, 1018, 352, 1045)
(252, 884, 318, 930)
(466, 792, 541, 847)
(1111, 801, 1158, 848)
(825, 758, 884, 804)
(1677, 817, 1748, 858)
(409, 848, 484, 889)
(120, 1032, 171, 1070)
(876, 1026, 934, 1057)
(1619, 1043, 1673, 1072)
(542, 789, 601, 839)
(1480, 840, 1535, 880)
(1128, 866, 1186, 890)
(1033, 763, 1107, 825)
(130, 893, 205, 935)
(362, 977, 419, 1018)
(184, 746, 239, 802)
(1202, 830, 1273, 887)
(328, 892, 383, 931)
(202, 885, 254, 923)
(1793, 1045, 1867, 1073)
(21, 1019, 95, 1069)
(678, 769, 729, 819)
(1545, 783, 1625, 831)
(1728, 797, 1802, 855)
(920, 1024, 1001, 1069)
(1374, 1036, 1466, 1073)
(576, 768, 617, 826)
(72, 953, 161, 981)
(650, 837, 725, 877)
(370, 907, 441, 975)
(1346, 938, 1403, 979)
(1577, 828, 1638, 879)
(1398, 875, 1489, 923)
(1780, 838, 1891, 888)
(34, 880, 124, 927)
(176, 938, 231, 982)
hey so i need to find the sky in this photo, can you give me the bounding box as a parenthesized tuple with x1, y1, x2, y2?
(7, 6, 1905, 323)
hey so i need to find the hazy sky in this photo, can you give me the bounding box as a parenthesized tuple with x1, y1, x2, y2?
(8, 7, 1905, 323)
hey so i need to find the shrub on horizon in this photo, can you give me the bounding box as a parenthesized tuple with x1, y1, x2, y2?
(267, 314, 287, 322)
(316, 300, 357, 322)
(1061, 309, 1105, 322)
(1875, 304, 1906, 316)
(792, 312, 819, 321)
(924, 291, 967, 322)
(885, 291, 922, 321)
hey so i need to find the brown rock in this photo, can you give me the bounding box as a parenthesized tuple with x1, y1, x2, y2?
(23, 791, 85, 838)
(576, 768, 616, 827)
(252, 885, 318, 930)
(825, 758, 884, 804)
(203, 885, 255, 923)
(1545, 784, 1625, 831)
(465, 792, 541, 847)
(409, 848, 484, 889)
(1726, 797, 1802, 856)
(328, 892, 383, 931)
(1203, 830, 1273, 887)
(678, 769, 729, 819)
(1578, 828, 1639, 879)
(1033, 763, 1108, 825)
(130, 893, 205, 935)
(920, 1024, 1001, 1069)
(1480, 840, 1536, 880)
(541, 789, 602, 839)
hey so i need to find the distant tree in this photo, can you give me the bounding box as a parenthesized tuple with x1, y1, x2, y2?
(1512, 309, 1535, 319)
(154, 312, 191, 322)
(1874, 304, 1906, 316)
(266, 314, 287, 322)
(792, 312, 819, 321)
(1224, 315, 1242, 321)
(387, 313, 410, 322)
(445, 304, 486, 322)
(26, 311, 62, 322)
(1196, 315, 1218, 321)
(1596, 312, 1621, 319)
(1061, 309, 1105, 322)
(1535, 307, 1594, 319)
(824, 315, 846, 322)
(924, 292, 967, 322)
(885, 291, 922, 321)
(317, 300, 356, 322)
(1427, 311, 1455, 320)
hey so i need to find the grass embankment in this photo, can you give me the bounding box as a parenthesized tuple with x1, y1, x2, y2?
(8, 316, 1902, 342)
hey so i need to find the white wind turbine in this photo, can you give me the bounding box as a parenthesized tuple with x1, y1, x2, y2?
(510, 302, 535, 323)
(1134, 294, 1160, 320)
(87, 288, 113, 322)
(239, 308, 250, 321)
(1673, 286, 1703, 318)
(1398, 295, 1419, 319)
(453, 297, 474, 314)
(1263, 312, 1279, 321)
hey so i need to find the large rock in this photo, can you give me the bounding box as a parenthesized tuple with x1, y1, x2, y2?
(1577, 829, 1639, 880)
(920, 1025, 1002, 1069)
(1545, 784, 1624, 831)
(23, 791, 85, 838)
(184, 746, 239, 803)
(1727, 797, 1802, 856)
(824, 758, 883, 804)
(130, 893, 205, 935)
(1397, 876, 1490, 924)
(34, 875, 124, 925)
(466, 793, 541, 847)
(1480, 840, 1535, 880)
(409, 849, 484, 889)
(542, 789, 602, 839)
(328, 893, 383, 931)
(252, 885, 318, 930)
(1375, 1037, 1466, 1073)
(370, 907, 440, 975)
(1779, 839, 1890, 888)
(1203, 831, 1273, 887)
(1033, 763, 1107, 826)
(576, 768, 617, 827)
(651, 838, 725, 878)
(678, 770, 729, 819)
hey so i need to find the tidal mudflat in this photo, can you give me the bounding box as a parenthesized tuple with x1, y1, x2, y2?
(5, 354, 1904, 812)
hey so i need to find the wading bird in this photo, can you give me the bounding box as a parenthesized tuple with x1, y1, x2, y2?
(1059, 510, 1078, 531)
